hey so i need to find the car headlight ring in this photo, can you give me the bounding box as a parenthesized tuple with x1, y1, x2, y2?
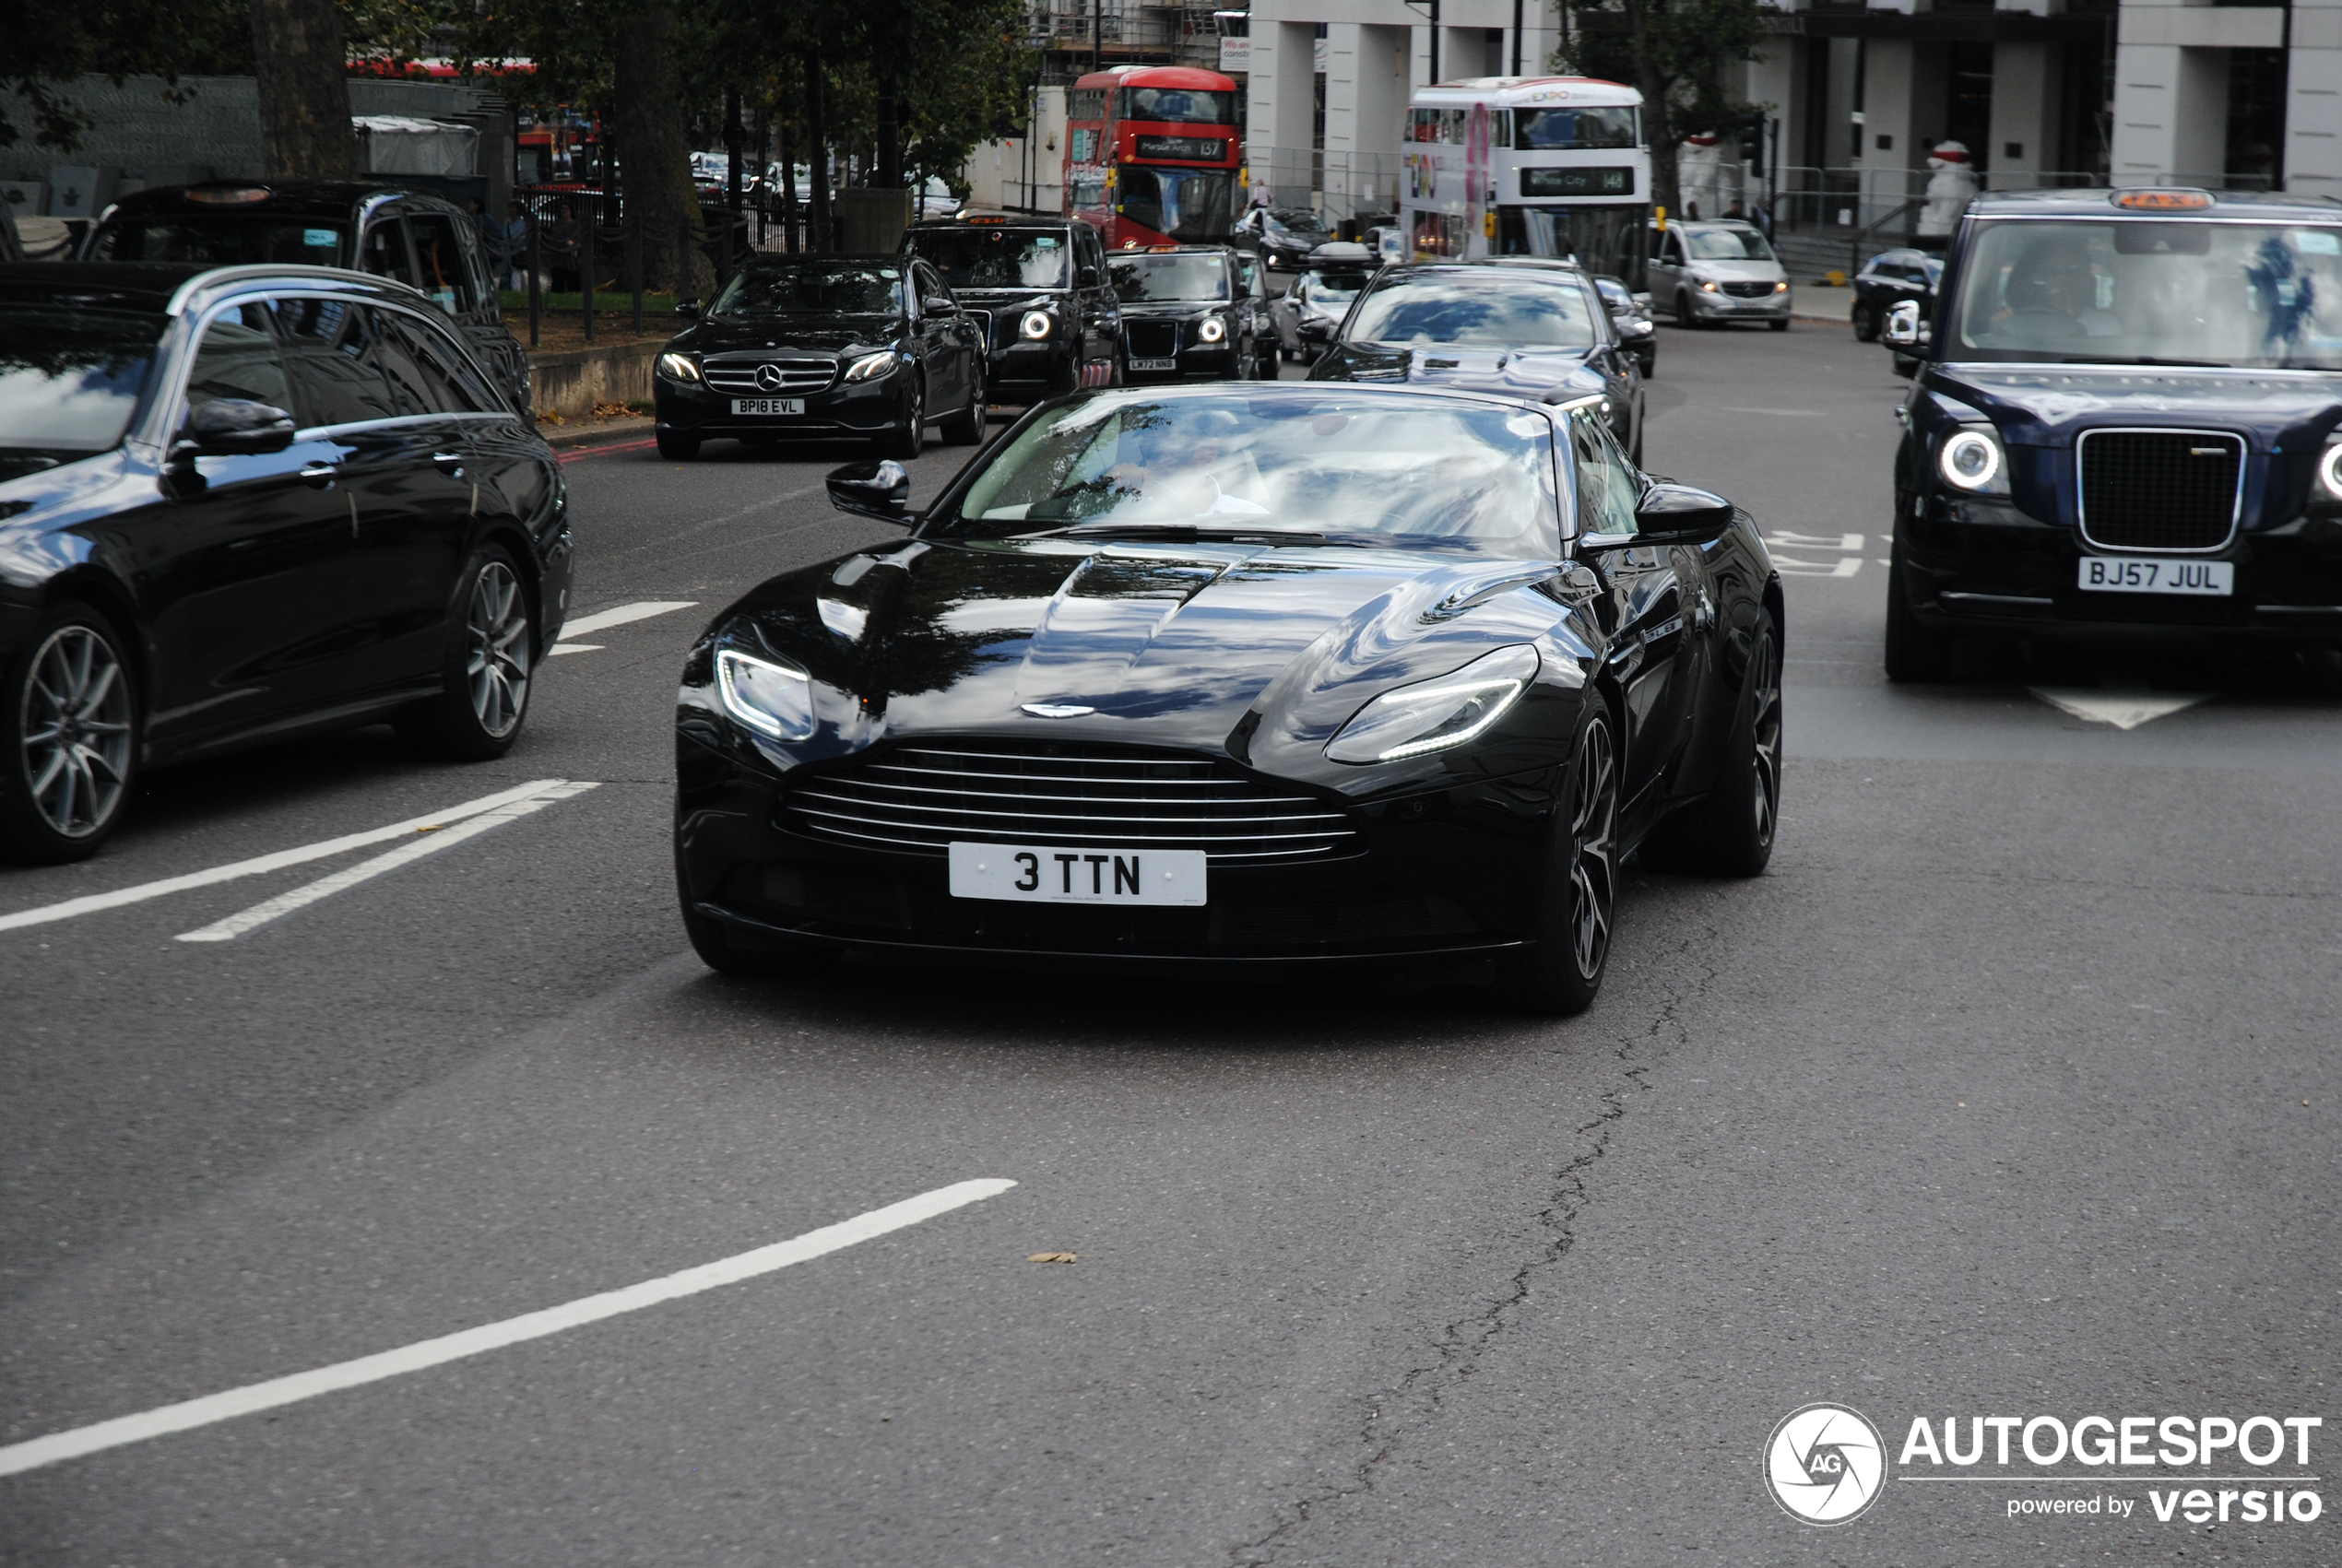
(2320, 441, 2342, 500)
(1020, 310, 1053, 340)
(656, 352, 701, 382)
(844, 350, 896, 383)
(716, 648, 817, 741)
(1938, 427, 2006, 492)
(1198, 315, 1227, 344)
(1325, 644, 1541, 765)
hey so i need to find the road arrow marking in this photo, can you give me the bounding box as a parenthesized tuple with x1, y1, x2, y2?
(2029, 689, 2212, 730)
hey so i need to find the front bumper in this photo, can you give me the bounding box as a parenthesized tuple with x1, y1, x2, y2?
(985, 338, 1081, 401)
(1898, 498, 2342, 643)
(1122, 341, 1239, 383)
(655, 370, 909, 441)
(675, 727, 1557, 969)
(1688, 289, 1790, 320)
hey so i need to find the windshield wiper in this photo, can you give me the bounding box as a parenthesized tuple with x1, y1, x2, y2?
(2058, 356, 2229, 369)
(1039, 523, 1325, 544)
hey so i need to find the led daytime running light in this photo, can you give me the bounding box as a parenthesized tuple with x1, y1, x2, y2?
(2321, 442, 2342, 500)
(1939, 428, 2003, 491)
(845, 351, 896, 383)
(1020, 310, 1053, 339)
(715, 648, 817, 741)
(1198, 316, 1226, 343)
(657, 352, 701, 382)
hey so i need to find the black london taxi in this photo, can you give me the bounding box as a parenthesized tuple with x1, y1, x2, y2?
(1885, 188, 2342, 680)
(900, 210, 1124, 401)
(83, 182, 533, 414)
(1109, 244, 1272, 383)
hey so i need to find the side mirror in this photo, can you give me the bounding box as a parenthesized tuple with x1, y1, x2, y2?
(923, 295, 955, 315)
(1627, 481, 1735, 545)
(825, 459, 916, 525)
(174, 399, 296, 460)
(676, 300, 701, 318)
(1884, 300, 1922, 348)
(1078, 265, 1099, 288)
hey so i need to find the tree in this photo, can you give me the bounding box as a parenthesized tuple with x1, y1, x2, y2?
(252, 0, 361, 178)
(0, 0, 254, 150)
(1553, 0, 1765, 218)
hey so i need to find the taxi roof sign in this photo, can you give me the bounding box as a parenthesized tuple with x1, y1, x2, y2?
(2113, 189, 2213, 211)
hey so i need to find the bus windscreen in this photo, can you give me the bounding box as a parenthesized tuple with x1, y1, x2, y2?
(1514, 107, 1639, 150)
(1122, 88, 1235, 126)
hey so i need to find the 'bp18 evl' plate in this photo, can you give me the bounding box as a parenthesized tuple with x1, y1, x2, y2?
(730, 396, 806, 417)
(948, 842, 1207, 906)
(2078, 557, 2233, 595)
(1129, 358, 1178, 373)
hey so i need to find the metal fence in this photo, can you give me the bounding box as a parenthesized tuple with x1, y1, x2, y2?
(1248, 148, 1406, 227)
(508, 187, 798, 347)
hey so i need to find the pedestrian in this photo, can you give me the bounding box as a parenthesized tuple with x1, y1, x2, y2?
(496, 199, 530, 290)
(1724, 199, 1745, 221)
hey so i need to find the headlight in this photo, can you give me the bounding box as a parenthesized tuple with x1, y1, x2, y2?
(716, 648, 817, 741)
(844, 351, 896, 383)
(656, 352, 701, 382)
(2321, 441, 2342, 500)
(1020, 310, 1052, 340)
(1773, 280, 1790, 294)
(1938, 427, 2007, 493)
(1325, 645, 1541, 765)
(1198, 315, 1226, 343)
(1698, 277, 1720, 292)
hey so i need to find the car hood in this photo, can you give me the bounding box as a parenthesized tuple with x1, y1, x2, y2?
(1683, 259, 1786, 282)
(672, 315, 904, 357)
(1926, 363, 2342, 449)
(695, 536, 1584, 795)
(1315, 343, 1610, 400)
(1119, 301, 1228, 319)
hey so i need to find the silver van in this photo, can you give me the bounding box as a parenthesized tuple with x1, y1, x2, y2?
(1648, 220, 1791, 331)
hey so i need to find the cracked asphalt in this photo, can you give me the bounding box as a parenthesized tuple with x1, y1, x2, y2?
(3, 327, 2337, 1567)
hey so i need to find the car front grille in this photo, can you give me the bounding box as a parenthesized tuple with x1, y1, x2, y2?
(782, 739, 1359, 863)
(2077, 429, 2242, 551)
(703, 356, 837, 395)
(1126, 321, 1180, 359)
(1720, 280, 1776, 299)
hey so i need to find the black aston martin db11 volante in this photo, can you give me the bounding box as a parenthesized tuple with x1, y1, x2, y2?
(673, 383, 1781, 1013)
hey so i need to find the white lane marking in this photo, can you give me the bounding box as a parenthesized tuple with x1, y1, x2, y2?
(1766, 531, 1863, 552)
(545, 643, 602, 656)
(2029, 689, 2211, 731)
(175, 783, 597, 942)
(0, 780, 569, 935)
(0, 1179, 1016, 1479)
(556, 600, 697, 641)
(1719, 407, 1826, 417)
(1775, 556, 1863, 578)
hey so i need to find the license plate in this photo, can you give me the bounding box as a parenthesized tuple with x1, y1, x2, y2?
(948, 842, 1206, 906)
(1130, 358, 1177, 372)
(730, 396, 804, 416)
(2077, 557, 2233, 596)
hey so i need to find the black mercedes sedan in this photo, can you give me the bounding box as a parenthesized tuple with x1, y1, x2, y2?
(1887, 188, 2342, 680)
(653, 254, 986, 461)
(0, 263, 572, 863)
(900, 212, 1126, 402)
(1109, 247, 1273, 383)
(672, 383, 1783, 1014)
(1310, 260, 1648, 466)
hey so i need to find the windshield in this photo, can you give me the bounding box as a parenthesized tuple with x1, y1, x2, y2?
(1949, 218, 2342, 369)
(1265, 208, 1332, 242)
(1346, 274, 1599, 348)
(1512, 107, 1639, 150)
(712, 265, 903, 316)
(1119, 169, 1233, 242)
(905, 229, 1070, 289)
(1121, 88, 1235, 125)
(1684, 228, 1775, 262)
(1303, 269, 1369, 304)
(0, 308, 164, 471)
(1111, 253, 1229, 303)
(89, 215, 349, 265)
(945, 392, 1559, 557)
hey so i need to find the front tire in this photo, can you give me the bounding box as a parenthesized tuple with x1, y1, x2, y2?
(1640, 617, 1780, 878)
(940, 360, 985, 444)
(2, 605, 138, 865)
(1884, 549, 1955, 682)
(882, 376, 926, 459)
(656, 430, 699, 460)
(1497, 701, 1620, 1016)
(1851, 301, 1880, 341)
(1768, 316, 1790, 333)
(396, 545, 536, 760)
(1675, 291, 1702, 328)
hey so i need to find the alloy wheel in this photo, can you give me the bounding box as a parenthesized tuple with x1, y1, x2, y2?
(1568, 717, 1619, 981)
(1746, 634, 1783, 850)
(466, 561, 531, 739)
(18, 624, 133, 840)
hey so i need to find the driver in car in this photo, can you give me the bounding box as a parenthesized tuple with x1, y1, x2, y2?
(1098, 412, 1270, 518)
(1990, 236, 2121, 339)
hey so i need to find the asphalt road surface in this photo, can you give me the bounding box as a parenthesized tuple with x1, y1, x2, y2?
(4, 328, 2336, 1568)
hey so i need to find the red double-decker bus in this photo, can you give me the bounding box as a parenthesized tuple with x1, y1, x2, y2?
(1066, 65, 1242, 249)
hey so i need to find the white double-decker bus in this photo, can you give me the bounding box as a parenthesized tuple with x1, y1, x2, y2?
(1398, 77, 1651, 287)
